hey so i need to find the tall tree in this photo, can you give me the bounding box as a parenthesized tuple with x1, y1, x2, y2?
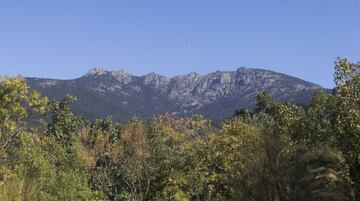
(333, 57, 360, 198)
(0, 77, 47, 161)
(47, 95, 80, 149)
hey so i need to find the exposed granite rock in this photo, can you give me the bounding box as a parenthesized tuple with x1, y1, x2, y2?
(86, 67, 107, 76)
(26, 67, 325, 121)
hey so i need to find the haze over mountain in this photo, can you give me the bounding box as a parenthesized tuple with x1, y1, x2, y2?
(26, 67, 325, 121)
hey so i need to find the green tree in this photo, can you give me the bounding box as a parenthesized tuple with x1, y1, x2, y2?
(333, 57, 360, 198)
(0, 77, 47, 160)
(47, 95, 81, 148)
(43, 94, 97, 200)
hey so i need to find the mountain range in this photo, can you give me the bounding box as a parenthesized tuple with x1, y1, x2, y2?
(26, 67, 326, 121)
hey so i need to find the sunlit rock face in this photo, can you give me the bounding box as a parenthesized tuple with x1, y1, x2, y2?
(26, 67, 324, 121)
(85, 67, 107, 76)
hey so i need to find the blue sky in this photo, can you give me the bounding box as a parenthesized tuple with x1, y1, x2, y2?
(0, 0, 359, 88)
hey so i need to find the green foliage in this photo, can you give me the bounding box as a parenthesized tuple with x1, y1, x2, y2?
(333, 57, 360, 198)
(1, 58, 360, 200)
(0, 77, 47, 160)
(47, 95, 81, 148)
(0, 132, 97, 201)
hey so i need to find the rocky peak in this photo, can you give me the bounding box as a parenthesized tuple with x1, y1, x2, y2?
(107, 70, 132, 84)
(143, 73, 170, 89)
(110, 70, 131, 78)
(236, 66, 248, 73)
(86, 67, 107, 76)
(143, 72, 162, 80)
(187, 72, 202, 78)
(84, 68, 133, 84)
(173, 72, 202, 82)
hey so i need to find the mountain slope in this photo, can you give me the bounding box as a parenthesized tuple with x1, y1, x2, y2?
(26, 67, 324, 121)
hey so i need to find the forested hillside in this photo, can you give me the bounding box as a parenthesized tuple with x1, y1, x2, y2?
(0, 58, 359, 201)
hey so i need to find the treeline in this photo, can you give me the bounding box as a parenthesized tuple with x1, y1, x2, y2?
(0, 58, 359, 201)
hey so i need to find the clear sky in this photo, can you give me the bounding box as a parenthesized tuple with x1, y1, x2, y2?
(0, 0, 359, 88)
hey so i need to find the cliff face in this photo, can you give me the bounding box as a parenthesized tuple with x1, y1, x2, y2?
(26, 67, 324, 121)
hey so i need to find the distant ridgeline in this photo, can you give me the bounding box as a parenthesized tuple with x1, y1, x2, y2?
(26, 67, 328, 121)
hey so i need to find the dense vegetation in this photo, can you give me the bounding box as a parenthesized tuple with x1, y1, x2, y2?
(0, 58, 359, 200)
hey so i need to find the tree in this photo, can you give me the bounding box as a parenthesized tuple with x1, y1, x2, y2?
(47, 95, 80, 149)
(333, 57, 360, 198)
(293, 90, 333, 146)
(89, 118, 155, 201)
(255, 91, 276, 115)
(113, 119, 151, 201)
(0, 76, 47, 161)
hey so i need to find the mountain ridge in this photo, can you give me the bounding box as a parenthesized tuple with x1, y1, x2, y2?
(25, 67, 326, 121)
